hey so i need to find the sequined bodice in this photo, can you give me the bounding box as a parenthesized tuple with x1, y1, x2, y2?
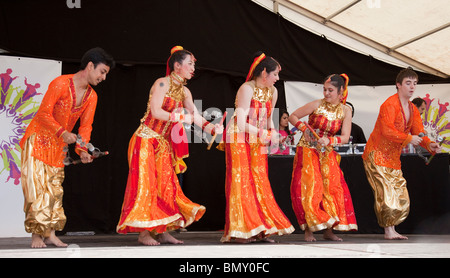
(308, 99, 344, 137)
(244, 81, 274, 129)
(298, 99, 344, 149)
(140, 76, 186, 138)
(223, 81, 275, 142)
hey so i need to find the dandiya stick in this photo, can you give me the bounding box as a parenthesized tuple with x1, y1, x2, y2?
(303, 121, 320, 140)
(207, 111, 227, 150)
(303, 121, 327, 153)
(71, 151, 109, 165)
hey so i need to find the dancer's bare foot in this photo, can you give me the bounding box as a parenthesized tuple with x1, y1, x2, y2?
(259, 237, 276, 243)
(256, 233, 276, 243)
(31, 233, 47, 248)
(384, 226, 408, 240)
(157, 232, 184, 244)
(138, 230, 160, 246)
(323, 229, 343, 241)
(43, 230, 68, 247)
(227, 237, 256, 244)
(304, 228, 316, 242)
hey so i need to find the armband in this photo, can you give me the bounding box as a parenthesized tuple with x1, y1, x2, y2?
(295, 121, 307, 132)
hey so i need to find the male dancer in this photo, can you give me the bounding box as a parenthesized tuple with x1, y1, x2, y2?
(20, 47, 114, 248)
(362, 67, 441, 240)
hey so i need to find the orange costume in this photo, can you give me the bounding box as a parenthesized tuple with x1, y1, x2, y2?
(362, 93, 433, 227)
(290, 99, 358, 232)
(20, 74, 97, 236)
(116, 73, 205, 235)
(219, 80, 294, 242)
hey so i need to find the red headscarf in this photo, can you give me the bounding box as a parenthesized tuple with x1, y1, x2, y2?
(165, 45, 190, 174)
(245, 53, 266, 81)
(340, 73, 349, 104)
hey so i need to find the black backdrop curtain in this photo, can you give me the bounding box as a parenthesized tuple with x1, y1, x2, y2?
(1, 0, 448, 84)
(1, 0, 449, 233)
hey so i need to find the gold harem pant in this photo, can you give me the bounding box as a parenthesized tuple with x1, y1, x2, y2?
(363, 152, 410, 227)
(21, 134, 66, 237)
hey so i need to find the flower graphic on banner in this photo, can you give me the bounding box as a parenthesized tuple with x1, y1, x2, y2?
(421, 93, 450, 152)
(0, 68, 41, 185)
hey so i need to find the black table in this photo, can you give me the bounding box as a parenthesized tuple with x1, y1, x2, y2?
(268, 153, 450, 234)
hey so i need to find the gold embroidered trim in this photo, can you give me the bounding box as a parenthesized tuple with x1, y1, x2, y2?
(314, 99, 344, 121)
(167, 75, 186, 102)
(135, 124, 164, 139)
(247, 80, 273, 103)
(221, 225, 294, 242)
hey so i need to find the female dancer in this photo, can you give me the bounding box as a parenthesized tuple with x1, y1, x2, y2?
(219, 52, 294, 243)
(289, 74, 357, 242)
(117, 46, 223, 245)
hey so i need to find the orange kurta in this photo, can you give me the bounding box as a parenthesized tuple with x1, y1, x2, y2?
(19, 74, 96, 236)
(19, 74, 97, 167)
(362, 93, 433, 227)
(220, 81, 294, 242)
(362, 93, 432, 169)
(290, 99, 357, 232)
(116, 76, 205, 234)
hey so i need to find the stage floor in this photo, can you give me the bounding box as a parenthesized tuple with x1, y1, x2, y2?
(1, 231, 450, 258)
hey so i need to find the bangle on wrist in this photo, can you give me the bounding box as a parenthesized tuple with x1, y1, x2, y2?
(328, 136, 341, 146)
(328, 137, 334, 146)
(295, 121, 307, 132)
(258, 128, 273, 142)
(170, 112, 184, 122)
(202, 121, 216, 136)
(202, 121, 210, 130)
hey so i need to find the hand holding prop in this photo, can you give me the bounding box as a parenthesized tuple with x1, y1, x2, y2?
(425, 136, 445, 165)
(304, 121, 320, 140)
(69, 149, 109, 165)
(278, 130, 298, 151)
(207, 111, 227, 150)
(303, 121, 325, 152)
(415, 133, 428, 163)
(63, 135, 109, 166)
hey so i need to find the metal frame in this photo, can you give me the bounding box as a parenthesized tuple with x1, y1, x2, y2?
(271, 0, 449, 78)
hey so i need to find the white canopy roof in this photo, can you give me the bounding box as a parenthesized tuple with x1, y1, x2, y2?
(253, 0, 450, 78)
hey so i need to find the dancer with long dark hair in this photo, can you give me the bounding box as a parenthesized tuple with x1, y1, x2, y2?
(219, 52, 294, 243)
(289, 74, 358, 242)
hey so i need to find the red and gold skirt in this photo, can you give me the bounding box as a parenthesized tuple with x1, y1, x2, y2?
(290, 147, 357, 232)
(221, 138, 294, 242)
(117, 126, 205, 234)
